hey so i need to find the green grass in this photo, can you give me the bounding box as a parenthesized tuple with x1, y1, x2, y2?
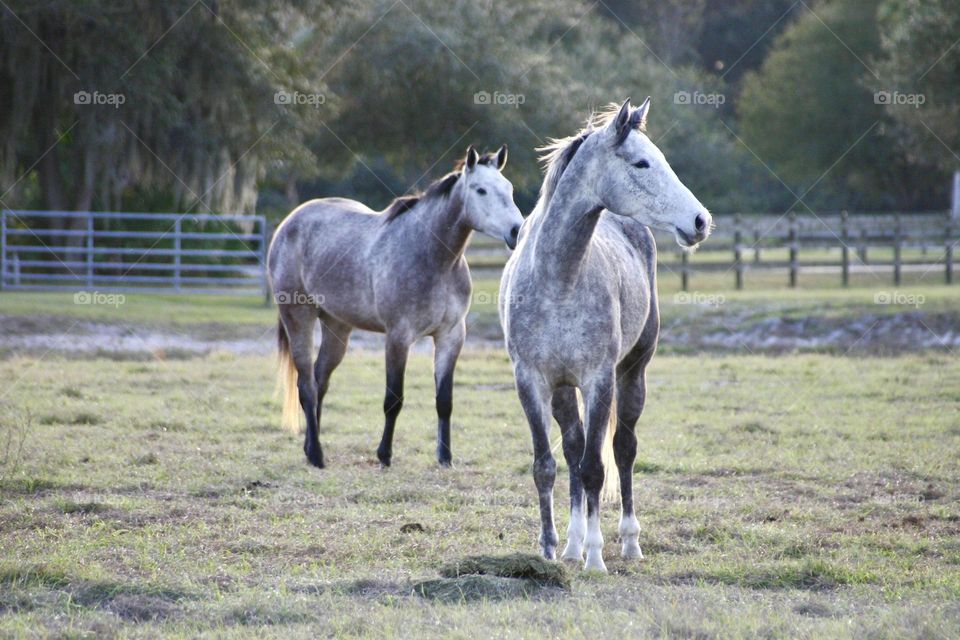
(3, 268, 955, 330)
(1, 349, 959, 637)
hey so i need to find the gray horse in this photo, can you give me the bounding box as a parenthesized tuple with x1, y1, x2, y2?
(500, 98, 712, 572)
(271, 145, 522, 468)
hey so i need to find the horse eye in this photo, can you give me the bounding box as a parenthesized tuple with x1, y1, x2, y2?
(477, 188, 487, 195)
(633, 159, 650, 169)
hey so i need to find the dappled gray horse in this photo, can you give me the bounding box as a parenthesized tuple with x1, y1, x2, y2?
(271, 145, 522, 468)
(500, 99, 713, 572)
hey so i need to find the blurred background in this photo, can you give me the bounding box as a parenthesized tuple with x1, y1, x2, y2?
(0, 0, 958, 294)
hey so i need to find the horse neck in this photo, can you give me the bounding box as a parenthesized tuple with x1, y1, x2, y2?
(533, 161, 604, 287)
(416, 190, 473, 267)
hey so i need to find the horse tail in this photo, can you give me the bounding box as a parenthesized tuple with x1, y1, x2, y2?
(601, 395, 620, 503)
(576, 390, 620, 503)
(276, 317, 301, 433)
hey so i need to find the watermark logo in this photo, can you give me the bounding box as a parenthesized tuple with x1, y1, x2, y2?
(74, 291, 125, 307)
(274, 291, 325, 306)
(874, 290, 924, 308)
(74, 90, 126, 109)
(874, 91, 925, 108)
(274, 90, 326, 109)
(673, 291, 726, 306)
(473, 90, 525, 108)
(673, 91, 725, 109)
(473, 291, 524, 305)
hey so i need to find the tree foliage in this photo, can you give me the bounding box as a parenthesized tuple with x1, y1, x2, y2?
(0, 0, 328, 213)
(875, 0, 960, 172)
(0, 0, 953, 217)
(737, 0, 944, 210)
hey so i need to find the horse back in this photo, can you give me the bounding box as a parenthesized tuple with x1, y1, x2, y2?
(268, 198, 384, 328)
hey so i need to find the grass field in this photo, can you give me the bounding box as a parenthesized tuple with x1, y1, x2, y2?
(1, 345, 959, 637)
(0, 279, 956, 343)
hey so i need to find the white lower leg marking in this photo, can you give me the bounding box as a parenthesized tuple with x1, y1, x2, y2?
(583, 511, 606, 572)
(619, 512, 642, 559)
(561, 505, 586, 561)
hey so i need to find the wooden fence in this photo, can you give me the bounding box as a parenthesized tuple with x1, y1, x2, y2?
(2, 210, 955, 297)
(466, 211, 958, 289)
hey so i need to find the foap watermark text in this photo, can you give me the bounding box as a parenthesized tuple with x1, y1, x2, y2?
(74, 291, 125, 307)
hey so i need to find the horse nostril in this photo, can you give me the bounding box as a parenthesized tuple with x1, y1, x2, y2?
(694, 214, 706, 233)
(510, 224, 520, 240)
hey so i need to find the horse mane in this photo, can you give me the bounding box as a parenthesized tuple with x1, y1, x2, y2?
(534, 103, 646, 214)
(383, 152, 499, 223)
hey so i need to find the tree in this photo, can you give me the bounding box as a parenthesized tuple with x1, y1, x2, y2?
(0, 0, 327, 214)
(737, 0, 942, 210)
(875, 0, 960, 173)
(697, 0, 804, 80)
(292, 0, 764, 213)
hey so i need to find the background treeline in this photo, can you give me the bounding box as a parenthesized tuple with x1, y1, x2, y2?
(1, 0, 957, 223)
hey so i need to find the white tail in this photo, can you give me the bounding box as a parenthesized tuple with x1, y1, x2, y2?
(600, 395, 620, 503)
(276, 318, 302, 433)
(577, 390, 620, 503)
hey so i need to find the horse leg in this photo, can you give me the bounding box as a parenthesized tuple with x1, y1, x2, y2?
(433, 321, 464, 467)
(313, 317, 352, 448)
(516, 367, 558, 559)
(552, 386, 586, 562)
(615, 361, 648, 559)
(376, 332, 411, 467)
(580, 369, 616, 572)
(280, 305, 322, 467)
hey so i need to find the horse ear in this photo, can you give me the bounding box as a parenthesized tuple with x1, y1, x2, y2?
(465, 145, 479, 170)
(496, 144, 508, 170)
(608, 98, 632, 139)
(633, 96, 651, 131)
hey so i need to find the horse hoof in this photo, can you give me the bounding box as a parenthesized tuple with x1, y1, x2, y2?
(304, 445, 324, 468)
(541, 546, 557, 561)
(621, 542, 643, 560)
(437, 458, 452, 468)
(583, 551, 607, 573)
(560, 545, 584, 563)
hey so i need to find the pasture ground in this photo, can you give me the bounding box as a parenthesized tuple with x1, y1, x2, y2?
(1, 280, 958, 354)
(1, 337, 959, 637)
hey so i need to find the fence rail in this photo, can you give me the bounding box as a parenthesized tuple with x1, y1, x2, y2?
(1, 210, 956, 297)
(466, 210, 958, 289)
(1, 210, 269, 296)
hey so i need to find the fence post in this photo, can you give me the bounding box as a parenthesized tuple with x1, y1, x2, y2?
(0, 209, 6, 291)
(859, 228, 868, 263)
(840, 210, 850, 287)
(893, 213, 902, 286)
(262, 218, 273, 307)
(173, 217, 182, 292)
(86, 212, 94, 288)
(680, 250, 689, 292)
(734, 213, 743, 290)
(946, 213, 954, 285)
(788, 211, 798, 288)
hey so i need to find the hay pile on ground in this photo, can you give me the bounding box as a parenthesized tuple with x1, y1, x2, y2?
(413, 553, 570, 603)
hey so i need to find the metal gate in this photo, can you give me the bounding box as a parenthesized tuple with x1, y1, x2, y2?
(1, 210, 268, 295)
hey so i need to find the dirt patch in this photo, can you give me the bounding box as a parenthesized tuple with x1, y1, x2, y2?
(106, 593, 177, 622)
(664, 310, 960, 354)
(3, 307, 958, 358)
